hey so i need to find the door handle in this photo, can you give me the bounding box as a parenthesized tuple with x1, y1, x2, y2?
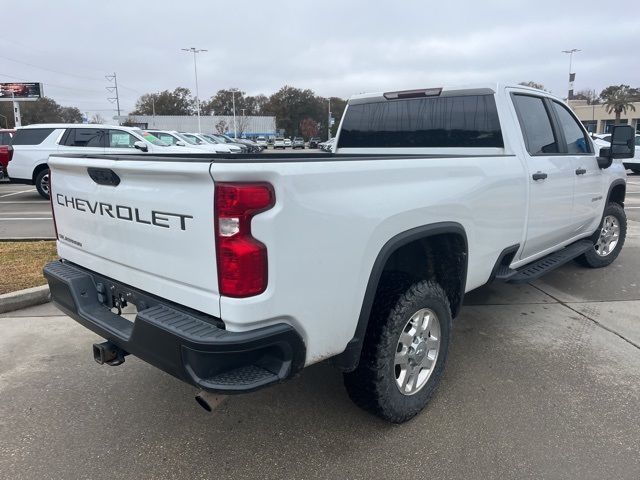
(532, 171, 548, 181)
(575, 167, 587, 175)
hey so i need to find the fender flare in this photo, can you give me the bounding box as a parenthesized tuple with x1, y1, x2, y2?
(333, 221, 468, 371)
(606, 178, 626, 206)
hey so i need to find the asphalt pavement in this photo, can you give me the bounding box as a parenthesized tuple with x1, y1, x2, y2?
(0, 182, 54, 239)
(1, 216, 639, 478)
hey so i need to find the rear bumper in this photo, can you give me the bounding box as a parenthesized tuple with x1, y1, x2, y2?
(43, 260, 306, 393)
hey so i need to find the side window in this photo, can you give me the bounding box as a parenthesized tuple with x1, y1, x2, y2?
(107, 130, 137, 148)
(61, 129, 103, 147)
(10, 128, 56, 146)
(551, 102, 592, 154)
(512, 95, 559, 155)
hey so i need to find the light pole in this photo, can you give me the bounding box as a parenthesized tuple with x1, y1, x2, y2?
(182, 47, 207, 133)
(230, 88, 239, 138)
(562, 48, 580, 101)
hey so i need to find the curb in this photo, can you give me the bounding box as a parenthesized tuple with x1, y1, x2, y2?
(0, 238, 56, 242)
(0, 284, 50, 314)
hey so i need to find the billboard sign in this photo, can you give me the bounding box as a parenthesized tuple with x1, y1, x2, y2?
(0, 82, 43, 101)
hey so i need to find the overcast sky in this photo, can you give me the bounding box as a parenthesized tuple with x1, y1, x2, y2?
(2, 0, 638, 120)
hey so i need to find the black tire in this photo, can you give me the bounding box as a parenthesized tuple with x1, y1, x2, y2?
(343, 278, 452, 423)
(576, 202, 626, 268)
(35, 168, 50, 200)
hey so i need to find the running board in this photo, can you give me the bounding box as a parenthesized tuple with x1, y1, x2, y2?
(496, 240, 592, 283)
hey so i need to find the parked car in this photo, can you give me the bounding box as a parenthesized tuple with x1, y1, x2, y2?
(292, 137, 305, 149)
(255, 136, 267, 148)
(319, 137, 336, 152)
(44, 83, 633, 423)
(202, 134, 249, 153)
(273, 137, 286, 149)
(223, 135, 262, 153)
(0, 129, 15, 178)
(145, 130, 238, 154)
(0, 128, 15, 145)
(622, 134, 640, 174)
(308, 137, 321, 148)
(7, 124, 203, 199)
(284, 138, 292, 147)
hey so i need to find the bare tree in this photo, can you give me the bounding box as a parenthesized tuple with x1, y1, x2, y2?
(574, 89, 600, 105)
(89, 113, 106, 124)
(518, 81, 546, 91)
(234, 114, 250, 137)
(215, 119, 228, 135)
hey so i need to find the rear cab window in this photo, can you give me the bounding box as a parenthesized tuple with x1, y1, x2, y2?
(338, 94, 503, 149)
(11, 128, 56, 146)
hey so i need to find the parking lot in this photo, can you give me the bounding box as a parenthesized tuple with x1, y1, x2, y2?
(1, 172, 640, 240)
(1, 178, 640, 479)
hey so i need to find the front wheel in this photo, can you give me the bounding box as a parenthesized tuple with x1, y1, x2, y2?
(577, 202, 626, 268)
(343, 279, 451, 423)
(35, 169, 50, 200)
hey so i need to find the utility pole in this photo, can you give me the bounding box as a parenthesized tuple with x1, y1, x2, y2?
(327, 97, 331, 141)
(106, 73, 121, 121)
(182, 47, 207, 133)
(11, 91, 21, 127)
(231, 88, 238, 139)
(562, 49, 580, 101)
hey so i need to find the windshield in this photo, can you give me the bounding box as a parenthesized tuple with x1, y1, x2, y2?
(141, 132, 169, 146)
(182, 133, 205, 145)
(174, 133, 199, 145)
(201, 134, 220, 144)
(148, 131, 178, 145)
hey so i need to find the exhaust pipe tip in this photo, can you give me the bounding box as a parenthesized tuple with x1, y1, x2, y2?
(195, 391, 225, 412)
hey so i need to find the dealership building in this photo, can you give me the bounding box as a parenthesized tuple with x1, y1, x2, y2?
(569, 100, 640, 134)
(115, 114, 277, 138)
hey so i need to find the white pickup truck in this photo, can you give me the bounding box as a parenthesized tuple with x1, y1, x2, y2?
(43, 84, 635, 423)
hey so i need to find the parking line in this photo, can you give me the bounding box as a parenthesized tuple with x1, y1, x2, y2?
(0, 189, 37, 198)
(0, 217, 52, 220)
(0, 211, 52, 215)
(0, 201, 49, 204)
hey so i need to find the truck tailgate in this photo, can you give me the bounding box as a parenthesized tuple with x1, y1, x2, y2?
(49, 155, 220, 317)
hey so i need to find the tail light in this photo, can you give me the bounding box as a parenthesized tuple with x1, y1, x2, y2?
(215, 183, 275, 297)
(0, 146, 12, 167)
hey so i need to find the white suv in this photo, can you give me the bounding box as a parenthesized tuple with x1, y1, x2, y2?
(8, 124, 202, 199)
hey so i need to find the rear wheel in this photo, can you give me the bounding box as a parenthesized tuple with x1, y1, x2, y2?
(35, 168, 50, 200)
(343, 279, 451, 423)
(577, 202, 626, 268)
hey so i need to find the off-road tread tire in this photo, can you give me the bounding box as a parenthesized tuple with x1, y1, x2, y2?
(343, 279, 451, 423)
(576, 202, 626, 268)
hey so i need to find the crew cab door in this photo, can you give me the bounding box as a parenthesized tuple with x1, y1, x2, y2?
(511, 93, 577, 259)
(547, 100, 604, 234)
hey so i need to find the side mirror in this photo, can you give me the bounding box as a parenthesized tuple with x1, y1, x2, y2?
(610, 125, 635, 159)
(597, 148, 613, 169)
(176, 141, 186, 146)
(596, 125, 636, 169)
(133, 141, 148, 152)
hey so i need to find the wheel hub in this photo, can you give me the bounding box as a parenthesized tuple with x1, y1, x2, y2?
(394, 308, 441, 396)
(595, 215, 620, 257)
